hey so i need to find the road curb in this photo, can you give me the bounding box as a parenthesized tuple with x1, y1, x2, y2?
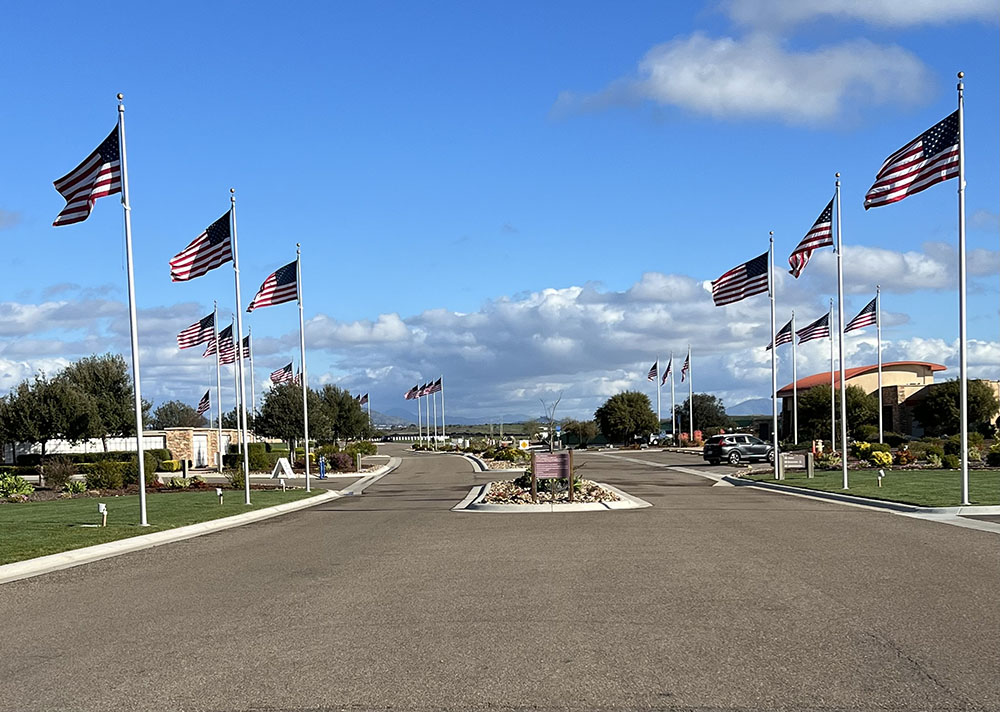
(453, 481, 652, 513)
(0, 489, 343, 585)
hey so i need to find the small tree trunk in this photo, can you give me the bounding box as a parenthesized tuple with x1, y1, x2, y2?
(102, 436, 109, 453)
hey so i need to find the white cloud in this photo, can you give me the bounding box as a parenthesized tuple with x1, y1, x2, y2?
(554, 33, 929, 125)
(0, 210, 21, 230)
(723, 0, 999, 28)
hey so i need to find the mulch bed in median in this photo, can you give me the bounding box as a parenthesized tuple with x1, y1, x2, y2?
(484, 478, 620, 504)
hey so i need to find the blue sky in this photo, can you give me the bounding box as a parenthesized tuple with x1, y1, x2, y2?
(1, 1, 998, 421)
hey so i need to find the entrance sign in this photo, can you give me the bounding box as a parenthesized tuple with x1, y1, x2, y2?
(530, 451, 575, 503)
(271, 457, 295, 479)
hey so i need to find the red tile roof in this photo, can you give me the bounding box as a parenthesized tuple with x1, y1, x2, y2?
(777, 361, 946, 398)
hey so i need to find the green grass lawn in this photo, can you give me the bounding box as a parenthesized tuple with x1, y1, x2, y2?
(747, 468, 1000, 508)
(0, 489, 322, 565)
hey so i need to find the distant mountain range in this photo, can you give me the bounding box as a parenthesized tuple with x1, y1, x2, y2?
(726, 398, 772, 416)
(374, 407, 536, 427)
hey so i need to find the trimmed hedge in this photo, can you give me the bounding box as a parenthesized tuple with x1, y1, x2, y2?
(159, 460, 183, 472)
(0, 465, 41, 478)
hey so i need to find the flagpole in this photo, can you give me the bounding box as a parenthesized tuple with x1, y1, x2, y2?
(655, 357, 661, 439)
(829, 299, 835, 453)
(230, 189, 252, 505)
(248, 327, 256, 443)
(116, 95, 149, 526)
(214, 301, 223, 472)
(426, 391, 432, 448)
(792, 311, 798, 445)
(957, 72, 970, 505)
(440, 376, 446, 443)
(876, 285, 883, 444)
(296, 244, 312, 491)
(835, 174, 849, 489)
(769, 232, 779, 473)
(687, 346, 693, 441)
(432, 389, 439, 450)
(231, 316, 239, 433)
(670, 352, 676, 444)
(417, 391, 422, 445)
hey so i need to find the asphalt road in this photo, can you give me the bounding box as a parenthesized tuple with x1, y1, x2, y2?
(2, 444, 998, 711)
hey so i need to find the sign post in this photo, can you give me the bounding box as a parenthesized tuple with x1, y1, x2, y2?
(532, 451, 573, 504)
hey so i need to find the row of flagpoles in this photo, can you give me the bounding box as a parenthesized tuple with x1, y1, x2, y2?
(645, 351, 691, 441)
(707, 75, 969, 502)
(52, 96, 315, 523)
(403, 379, 446, 446)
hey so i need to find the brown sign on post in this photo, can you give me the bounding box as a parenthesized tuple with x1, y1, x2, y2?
(530, 451, 574, 503)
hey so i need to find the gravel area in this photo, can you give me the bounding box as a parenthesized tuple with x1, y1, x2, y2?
(483, 460, 528, 470)
(483, 478, 620, 504)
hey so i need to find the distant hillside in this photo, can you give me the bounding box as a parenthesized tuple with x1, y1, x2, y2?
(376, 408, 536, 427)
(726, 398, 772, 416)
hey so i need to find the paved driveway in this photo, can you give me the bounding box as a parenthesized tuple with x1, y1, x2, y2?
(1, 444, 998, 711)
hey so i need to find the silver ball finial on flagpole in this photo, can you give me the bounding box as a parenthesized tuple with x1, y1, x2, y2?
(835, 172, 840, 178)
(958, 71, 964, 79)
(117, 93, 123, 101)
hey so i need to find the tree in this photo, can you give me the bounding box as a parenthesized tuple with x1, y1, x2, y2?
(796, 384, 878, 442)
(539, 393, 562, 452)
(674, 393, 731, 435)
(913, 379, 999, 437)
(60, 353, 140, 451)
(256, 383, 329, 447)
(594, 391, 659, 445)
(316, 385, 370, 442)
(148, 400, 208, 429)
(562, 418, 597, 447)
(6, 375, 94, 459)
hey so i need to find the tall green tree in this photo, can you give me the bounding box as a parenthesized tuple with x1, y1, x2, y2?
(594, 391, 658, 445)
(913, 379, 999, 436)
(561, 418, 597, 447)
(60, 353, 143, 451)
(797, 384, 878, 441)
(255, 383, 329, 447)
(148, 400, 208, 429)
(6, 375, 94, 457)
(316, 384, 371, 441)
(674, 393, 732, 435)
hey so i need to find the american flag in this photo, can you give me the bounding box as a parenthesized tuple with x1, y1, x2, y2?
(247, 261, 297, 312)
(864, 111, 960, 210)
(796, 313, 831, 344)
(681, 351, 690, 383)
(357, 393, 369, 405)
(844, 297, 878, 332)
(646, 361, 658, 382)
(417, 382, 431, 397)
(203, 324, 233, 360)
(218, 335, 250, 366)
(661, 357, 672, 386)
(292, 371, 302, 387)
(170, 213, 232, 282)
(177, 312, 215, 349)
(52, 126, 121, 226)
(711, 251, 769, 306)
(427, 378, 442, 394)
(403, 385, 418, 400)
(766, 319, 794, 351)
(271, 363, 294, 384)
(196, 390, 211, 415)
(788, 200, 833, 278)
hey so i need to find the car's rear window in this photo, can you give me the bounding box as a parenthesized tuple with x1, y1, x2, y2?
(706, 435, 726, 445)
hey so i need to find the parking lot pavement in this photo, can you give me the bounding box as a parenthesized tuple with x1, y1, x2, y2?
(2, 443, 998, 711)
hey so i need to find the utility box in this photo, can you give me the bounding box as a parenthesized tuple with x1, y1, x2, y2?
(806, 452, 815, 479)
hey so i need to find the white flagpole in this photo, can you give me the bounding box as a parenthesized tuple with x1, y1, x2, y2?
(117, 95, 148, 526)
(248, 327, 256, 443)
(296, 244, 311, 492)
(769, 232, 779, 471)
(231, 317, 240, 430)
(792, 311, 798, 445)
(687, 346, 693, 441)
(367, 396, 372, 424)
(655, 357, 661, 438)
(417, 392, 422, 444)
(876, 285, 883, 444)
(835, 174, 849, 489)
(440, 376, 446, 442)
(229, 190, 252, 505)
(670, 352, 676, 444)
(426, 392, 432, 448)
(830, 299, 835, 451)
(214, 301, 223, 472)
(432, 389, 439, 449)
(957, 72, 970, 505)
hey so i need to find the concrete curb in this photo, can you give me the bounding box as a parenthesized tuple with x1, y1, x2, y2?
(0, 490, 341, 585)
(723, 476, 1000, 516)
(338, 457, 401, 495)
(452, 481, 652, 513)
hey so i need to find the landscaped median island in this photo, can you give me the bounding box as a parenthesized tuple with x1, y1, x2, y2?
(0, 488, 322, 566)
(485, 477, 620, 504)
(743, 468, 1000, 508)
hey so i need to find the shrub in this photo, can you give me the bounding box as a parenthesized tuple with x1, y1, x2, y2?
(189, 475, 208, 488)
(942, 454, 960, 470)
(326, 452, 354, 472)
(167, 476, 190, 489)
(850, 442, 872, 459)
(63, 480, 87, 495)
(492, 447, 530, 463)
(910, 442, 944, 461)
(85, 460, 125, 490)
(854, 424, 879, 443)
(927, 453, 942, 468)
(868, 450, 893, 468)
(122, 455, 159, 488)
(894, 448, 917, 466)
(815, 451, 841, 470)
(345, 441, 377, 457)
(44, 457, 78, 490)
(968, 446, 983, 463)
(883, 432, 907, 448)
(225, 468, 245, 490)
(986, 446, 1000, 467)
(944, 436, 961, 456)
(145, 449, 171, 469)
(248, 446, 271, 472)
(16, 454, 42, 467)
(159, 460, 182, 473)
(0, 473, 34, 498)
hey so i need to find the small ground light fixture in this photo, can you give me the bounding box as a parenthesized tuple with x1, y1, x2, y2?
(878, 469, 886, 487)
(279, 478, 286, 491)
(216, 487, 224, 504)
(98, 502, 107, 527)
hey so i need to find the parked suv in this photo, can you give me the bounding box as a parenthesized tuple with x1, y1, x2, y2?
(703, 433, 774, 465)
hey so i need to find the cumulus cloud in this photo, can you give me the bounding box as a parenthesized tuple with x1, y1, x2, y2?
(723, 0, 999, 28)
(0, 210, 20, 230)
(554, 33, 929, 125)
